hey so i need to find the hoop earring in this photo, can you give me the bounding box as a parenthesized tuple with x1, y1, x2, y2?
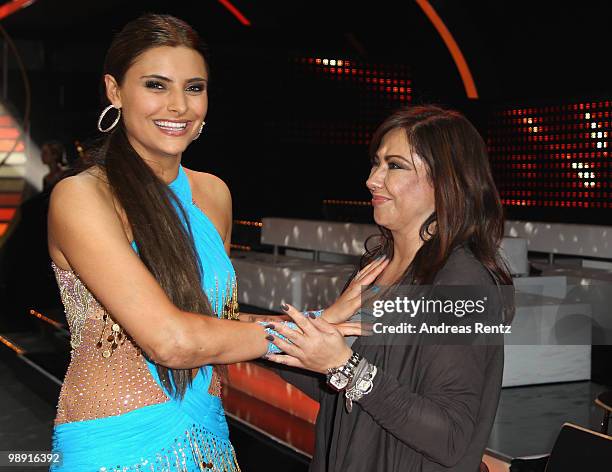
(193, 121, 206, 141)
(97, 104, 121, 133)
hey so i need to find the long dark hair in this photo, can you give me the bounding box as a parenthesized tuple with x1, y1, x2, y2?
(85, 14, 214, 400)
(359, 105, 512, 288)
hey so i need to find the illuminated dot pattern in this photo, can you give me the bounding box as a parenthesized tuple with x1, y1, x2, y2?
(488, 101, 612, 209)
(288, 57, 412, 145)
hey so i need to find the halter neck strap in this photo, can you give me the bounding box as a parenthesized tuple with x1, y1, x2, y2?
(168, 165, 192, 203)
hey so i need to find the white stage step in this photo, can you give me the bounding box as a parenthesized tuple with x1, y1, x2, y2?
(0, 164, 26, 178)
(0, 152, 26, 165)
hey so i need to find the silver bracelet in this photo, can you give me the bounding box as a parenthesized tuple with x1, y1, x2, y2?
(344, 360, 377, 413)
(346, 358, 368, 390)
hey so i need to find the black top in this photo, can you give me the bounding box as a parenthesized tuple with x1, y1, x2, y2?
(274, 246, 505, 472)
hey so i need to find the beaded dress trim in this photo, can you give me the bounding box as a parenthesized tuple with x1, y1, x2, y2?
(96, 424, 240, 471)
(52, 261, 106, 350)
(51, 262, 170, 424)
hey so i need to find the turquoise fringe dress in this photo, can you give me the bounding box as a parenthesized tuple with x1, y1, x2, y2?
(50, 165, 239, 471)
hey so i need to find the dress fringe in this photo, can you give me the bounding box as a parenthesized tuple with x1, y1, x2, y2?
(97, 424, 240, 472)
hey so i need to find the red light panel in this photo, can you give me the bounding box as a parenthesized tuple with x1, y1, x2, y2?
(488, 101, 612, 209)
(288, 57, 412, 145)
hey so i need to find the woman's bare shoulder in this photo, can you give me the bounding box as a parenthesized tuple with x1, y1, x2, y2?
(48, 165, 127, 267)
(53, 165, 110, 196)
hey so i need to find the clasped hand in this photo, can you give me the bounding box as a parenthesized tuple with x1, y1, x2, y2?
(264, 304, 367, 374)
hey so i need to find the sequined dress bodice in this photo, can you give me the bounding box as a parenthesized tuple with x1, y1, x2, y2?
(51, 165, 237, 426)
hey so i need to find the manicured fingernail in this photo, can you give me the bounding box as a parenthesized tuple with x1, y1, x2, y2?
(265, 335, 274, 342)
(308, 313, 317, 319)
(281, 303, 289, 311)
(265, 324, 275, 329)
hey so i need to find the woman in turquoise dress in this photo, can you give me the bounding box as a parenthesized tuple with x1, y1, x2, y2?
(46, 13, 347, 471)
(50, 164, 241, 470)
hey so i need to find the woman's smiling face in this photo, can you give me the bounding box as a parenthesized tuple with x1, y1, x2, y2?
(366, 128, 435, 233)
(105, 45, 208, 161)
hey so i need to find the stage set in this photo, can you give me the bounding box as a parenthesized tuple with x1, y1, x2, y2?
(1, 1, 612, 471)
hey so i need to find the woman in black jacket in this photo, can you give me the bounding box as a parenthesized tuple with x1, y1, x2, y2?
(265, 105, 513, 472)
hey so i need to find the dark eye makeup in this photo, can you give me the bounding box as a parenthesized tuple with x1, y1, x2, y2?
(144, 80, 206, 93)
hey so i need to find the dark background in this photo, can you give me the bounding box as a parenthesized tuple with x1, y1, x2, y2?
(2, 0, 611, 222)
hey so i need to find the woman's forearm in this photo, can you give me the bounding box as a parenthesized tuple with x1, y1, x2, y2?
(158, 310, 269, 368)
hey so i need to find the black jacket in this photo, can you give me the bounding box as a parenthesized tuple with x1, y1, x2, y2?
(274, 246, 506, 472)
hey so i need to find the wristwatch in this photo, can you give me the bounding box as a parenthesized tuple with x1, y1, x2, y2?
(326, 351, 362, 391)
